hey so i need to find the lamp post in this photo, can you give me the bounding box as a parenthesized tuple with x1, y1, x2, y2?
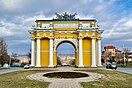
(123, 52, 126, 66)
(9, 55, 11, 67)
(0, 54, 2, 66)
(122, 44, 126, 66)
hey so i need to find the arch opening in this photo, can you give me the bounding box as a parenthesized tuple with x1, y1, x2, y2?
(56, 41, 77, 67)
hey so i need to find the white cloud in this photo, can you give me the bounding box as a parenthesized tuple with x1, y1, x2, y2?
(0, 0, 30, 12)
(1, 0, 22, 10)
(0, 0, 131, 54)
(124, 19, 132, 28)
(0, 21, 17, 37)
(0, 12, 51, 54)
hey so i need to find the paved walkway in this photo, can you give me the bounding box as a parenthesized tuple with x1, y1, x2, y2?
(27, 67, 105, 88)
(0, 67, 24, 75)
(116, 67, 132, 74)
(48, 80, 82, 88)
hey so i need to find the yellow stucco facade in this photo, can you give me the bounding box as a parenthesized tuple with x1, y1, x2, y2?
(29, 13, 103, 67)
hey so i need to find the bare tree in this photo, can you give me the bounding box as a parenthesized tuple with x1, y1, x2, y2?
(103, 51, 114, 63)
(123, 48, 131, 65)
(27, 49, 31, 64)
(0, 38, 9, 65)
(123, 48, 131, 58)
(115, 52, 122, 62)
(27, 49, 31, 59)
(11, 53, 19, 62)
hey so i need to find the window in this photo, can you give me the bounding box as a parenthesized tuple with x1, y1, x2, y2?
(38, 22, 40, 27)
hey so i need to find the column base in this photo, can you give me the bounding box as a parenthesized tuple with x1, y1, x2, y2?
(35, 65, 41, 67)
(91, 65, 97, 67)
(98, 65, 102, 67)
(78, 65, 84, 67)
(48, 65, 54, 67)
(30, 65, 35, 67)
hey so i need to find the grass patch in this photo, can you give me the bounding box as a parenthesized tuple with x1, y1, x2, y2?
(0, 67, 9, 70)
(0, 70, 49, 88)
(117, 63, 132, 68)
(80, 69, 132, 88)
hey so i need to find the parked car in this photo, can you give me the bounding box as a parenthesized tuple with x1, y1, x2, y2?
(61, 63, 70, 66)
(106, 62, 117, 70)
(24, 64, 30, 69)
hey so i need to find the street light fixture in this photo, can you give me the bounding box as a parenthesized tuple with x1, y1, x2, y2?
(9, 55, 11, 67)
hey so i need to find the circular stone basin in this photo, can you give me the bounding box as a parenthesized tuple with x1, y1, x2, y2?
(43, 72, 89, 78)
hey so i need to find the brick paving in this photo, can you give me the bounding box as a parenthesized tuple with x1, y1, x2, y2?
(27, 67, 105, 88)
(48, 81, 83, 88)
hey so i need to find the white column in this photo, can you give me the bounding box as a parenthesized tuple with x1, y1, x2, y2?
(98, 39, 102, 66)
(35, 38, 41, 67)
(31, 38, 35, 67)
(48, 37, 54, 67)
(78, 37, 84, 67)
(91, 38, 97, 67)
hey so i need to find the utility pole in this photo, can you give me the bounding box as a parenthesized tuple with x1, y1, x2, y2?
(9, 55, 11, 67)
(123, 52, 126, 66)
(122, 44, 126, 66)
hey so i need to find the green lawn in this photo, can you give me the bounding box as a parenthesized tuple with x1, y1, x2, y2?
(0, 70, 49, 88)
(0, 69, 132, 88)
(80, 69, 132, 88)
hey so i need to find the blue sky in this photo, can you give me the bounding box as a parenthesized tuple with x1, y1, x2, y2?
(0, 0, 132, 55)
(57, 43, 75, 55)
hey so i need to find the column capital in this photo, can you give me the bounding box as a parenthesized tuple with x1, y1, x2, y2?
(97, 37, 102, 40)
(90, 36, 97, 39)
(31, 37, 35, 41)
(36, 36, 41, 39)
(78, 37, 84, 40)
(48, 36, 54, 40)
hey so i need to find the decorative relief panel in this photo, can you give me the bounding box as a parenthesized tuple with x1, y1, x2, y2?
(42, 24, 50, 28)
(54, 24, 78, 28)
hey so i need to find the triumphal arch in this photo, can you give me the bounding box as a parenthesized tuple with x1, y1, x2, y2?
(29, 12, 103, 67)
